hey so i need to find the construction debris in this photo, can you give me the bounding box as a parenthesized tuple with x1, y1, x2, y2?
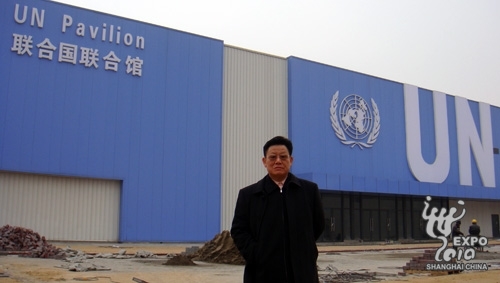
(191, 230, 245, 265)
(319, 265, 383, 282)
(0, 225, 242, 266)
(402, 249, 461, 276)
(0, 225, 64, 258)
(164, 254, 196, 266)
(73, 276, 119, 282)
(67, 263, 111, 272)
(319, 271, 383, 283)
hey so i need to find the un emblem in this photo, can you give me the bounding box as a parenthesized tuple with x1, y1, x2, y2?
(330, 91, 380, 149)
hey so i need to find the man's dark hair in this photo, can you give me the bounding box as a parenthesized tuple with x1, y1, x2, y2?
(263, 136, 293, 156)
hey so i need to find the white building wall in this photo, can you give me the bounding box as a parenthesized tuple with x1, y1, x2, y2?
(221, 46, 288, 231)
(449, 199, 500, 238)
(0, 171, 121, 241)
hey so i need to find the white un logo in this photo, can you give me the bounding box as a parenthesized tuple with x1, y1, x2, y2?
(330, 91, 380, 149)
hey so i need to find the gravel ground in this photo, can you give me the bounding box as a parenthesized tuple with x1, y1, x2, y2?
(1, 241, 500, 283)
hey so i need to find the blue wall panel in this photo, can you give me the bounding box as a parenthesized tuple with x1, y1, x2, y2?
(365, 177, 376, 193)
(326, 174, 340, 191)
(353, 176, 365, 192)
(340, 175, 353, 192)
(288, 56, 500, 200)
(1, 0, 223, 241)
(387, 180, 398, 194)
(399, 181, 409, 195)
(376, 179, 387, 194)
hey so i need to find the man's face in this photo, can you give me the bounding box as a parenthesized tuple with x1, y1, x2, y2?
(262, 145, 293, 180)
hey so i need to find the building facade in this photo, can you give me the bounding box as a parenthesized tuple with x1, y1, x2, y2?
(1, 0, 499, 242)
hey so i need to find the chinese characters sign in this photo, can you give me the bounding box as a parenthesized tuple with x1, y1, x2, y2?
(10, 3, 145, 77)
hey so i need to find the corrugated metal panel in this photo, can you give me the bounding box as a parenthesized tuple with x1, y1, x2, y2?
(0, 171, 120, 241)
(221, 46, 288, 230)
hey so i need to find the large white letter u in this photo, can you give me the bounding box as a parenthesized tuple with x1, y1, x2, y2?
(404, 84, 450, 183)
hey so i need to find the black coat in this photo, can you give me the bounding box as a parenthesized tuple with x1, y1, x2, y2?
(231, 173, 325, 283)
(469, 224, 481, 236)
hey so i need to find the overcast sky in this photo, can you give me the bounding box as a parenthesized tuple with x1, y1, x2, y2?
(53, 0, 500, 107)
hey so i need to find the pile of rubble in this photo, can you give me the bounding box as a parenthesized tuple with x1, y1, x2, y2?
(57, 247, 167, 272)
(402, 249, 461, 276)
(0, 224, 245, 267)
(191, 230, 245, 265)
(0, 225, 64, 258)
(164, 254, 197, 266)
(319, 265, 384, 283)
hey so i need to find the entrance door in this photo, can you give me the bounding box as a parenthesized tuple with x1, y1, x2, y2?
(322, 208, 343, 242)
(492, 214, 500, 237)
(410, 197, 434, 240)
(361, 210, 380, 241)
(411, 210, 430, 240)
(380, 210, 397, 241)
(320, 193, 343, 242)
(361, 195, 382, 242)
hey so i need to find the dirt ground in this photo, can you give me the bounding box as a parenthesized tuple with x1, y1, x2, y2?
(1, 239, 500, 282)
(387, 270, 500, 283)
(1, 256, 500, 283)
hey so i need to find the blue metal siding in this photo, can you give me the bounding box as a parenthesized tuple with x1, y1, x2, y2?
(1, 0, 223, 241)
(288, 56, 408, 183)
(288, 56, 500, 200)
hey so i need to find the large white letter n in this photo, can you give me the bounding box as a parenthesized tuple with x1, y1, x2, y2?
(455, 97, 495, 187)
(404, 84, 450, 183)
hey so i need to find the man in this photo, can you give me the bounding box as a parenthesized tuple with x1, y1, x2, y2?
(451, 220, 464, 250)
(469, 219, 481, 237)
(469, 219, 481, 250)
(231, 136, 325, 283)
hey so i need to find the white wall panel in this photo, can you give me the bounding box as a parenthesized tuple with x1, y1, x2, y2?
(221, 46, 288, 230)
(0, 171, 120, 241)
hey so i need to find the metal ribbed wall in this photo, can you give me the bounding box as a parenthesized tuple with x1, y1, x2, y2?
(0, 172, 121, 241)
(221, 46, 288, 230)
